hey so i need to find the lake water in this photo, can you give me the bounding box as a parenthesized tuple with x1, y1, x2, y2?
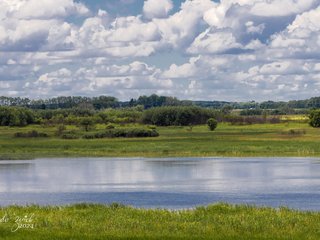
(0, 157, 320, 210)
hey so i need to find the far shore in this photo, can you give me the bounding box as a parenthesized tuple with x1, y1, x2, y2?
(1, 122, 320, 160)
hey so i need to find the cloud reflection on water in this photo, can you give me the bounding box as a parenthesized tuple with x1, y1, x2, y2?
(0, 157, 318, 194)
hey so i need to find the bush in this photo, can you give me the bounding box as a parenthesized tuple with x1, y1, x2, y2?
(61, 134, 79, 139)
(14, 130, 48, 138)
(224, 115, 280, 125)
(60, 130, 79, 139)
(56, 124, 66, 136)
(207, 118, 218, 131)
(98, 109, 142, 124)
(82, 128, 159, 139)
(282, 129, 306, 135)
(309, 110, 320, 127)
(105, 123, 115, 129)
(79, 117, 95, 132)
(82, 134, 96, 139)
(142, 106, 218, 126)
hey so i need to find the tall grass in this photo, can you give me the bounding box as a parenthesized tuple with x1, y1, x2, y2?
(0, 203, 319, 240)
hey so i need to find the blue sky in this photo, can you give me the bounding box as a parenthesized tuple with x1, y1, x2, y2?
(0, 0, 320, 101)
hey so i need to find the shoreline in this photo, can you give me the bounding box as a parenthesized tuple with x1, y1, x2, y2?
(2, 152, 320, 161)
(2, 155, 320, 161)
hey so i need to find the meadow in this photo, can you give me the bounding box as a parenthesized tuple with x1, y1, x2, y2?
(0, 120, 319, 160)
(0, 203, 319, 240)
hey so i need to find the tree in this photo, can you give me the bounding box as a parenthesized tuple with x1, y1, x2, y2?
(0, 106, 35, 126)
(221, 104, 233, 115)
(79, 117, 95, 132)
(309, 109, 320, 128)
(207, 118, 218, 131)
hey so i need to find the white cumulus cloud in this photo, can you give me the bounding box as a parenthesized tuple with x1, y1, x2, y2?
(143, 0, 173, 19)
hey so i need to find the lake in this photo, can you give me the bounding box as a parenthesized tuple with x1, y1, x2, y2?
(0, 157, 319, 210)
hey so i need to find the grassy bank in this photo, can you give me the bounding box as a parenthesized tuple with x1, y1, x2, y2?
(1, 122, 320, 159)
(0, 203, 319, 240)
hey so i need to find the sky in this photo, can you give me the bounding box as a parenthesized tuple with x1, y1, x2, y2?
(0, 0, 320, 101)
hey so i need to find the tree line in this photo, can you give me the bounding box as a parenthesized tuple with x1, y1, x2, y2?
(1, 105, 320, 128)
(1, 95, 320, 111)
(0, 105, 220, 127)
(0, 94, 188, 110)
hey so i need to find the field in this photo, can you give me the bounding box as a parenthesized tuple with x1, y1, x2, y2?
(0, 203, 319, 240)
(0, 120, 320, 159)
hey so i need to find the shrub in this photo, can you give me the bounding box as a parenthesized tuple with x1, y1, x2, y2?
(106, 124, 115, 129)
(61, 130, 79, 139)
(65, 115, 80, 125)
(79, 117, 95, 132)
(14, 130, 48, 138)
(61, 134, 79, 139)
(105, 128, 159, 138)
(283, 129, 306, 135)
(224, 115, 280, 125)
(82, 128, 159, 139)
(309, 110, 320, 127)
(82, 134, 96, 139)
(207, 118, 218, 131)
(56, 124, 66, 136)
(98, 109, 142, 124)
(142, 106, 218, 126)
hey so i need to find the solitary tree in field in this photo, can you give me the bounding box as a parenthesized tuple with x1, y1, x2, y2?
(309, 110, 320, 127)
(207, 118, 218, 131)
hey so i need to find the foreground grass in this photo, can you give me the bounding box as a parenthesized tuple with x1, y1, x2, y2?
(0, 203, 319, 240)
(1, 121, 320, 159)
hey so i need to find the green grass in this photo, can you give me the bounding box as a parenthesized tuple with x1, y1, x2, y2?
(1, 122, 320, 159)
(0, 203, 319, 239)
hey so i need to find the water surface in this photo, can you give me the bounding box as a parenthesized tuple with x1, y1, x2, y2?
(0, 157, 319, 210)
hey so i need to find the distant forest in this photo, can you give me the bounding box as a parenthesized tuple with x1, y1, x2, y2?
(1, 94, 319, 128)
(1, 94, 320, 112)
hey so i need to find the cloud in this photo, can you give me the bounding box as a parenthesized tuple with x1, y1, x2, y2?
(187, 28, 243, 54)
(245, 21, 265, 34)
(25, 61, 172, 98)
(143, 0, 173, 19)
(269, 6, 320, 59)
(153, 0, 216, 48)
(249, 0, 316, 17)
(248, 61, 309, 75)
(0, 19, 64, 51)
(162, 55, 229, 79)
(1, 0, 89, 19)
(68, 0, 216, 57)
(202, 0, 317, 47)
(1, 0, 320, 101)
(0, 0, 86, 52)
